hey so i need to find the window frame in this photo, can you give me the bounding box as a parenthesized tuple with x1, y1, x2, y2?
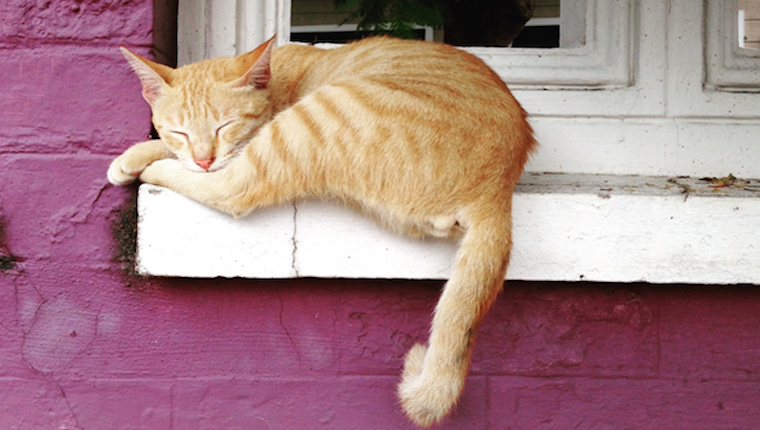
(144, 0, 760, 285)
(466, 0, 633, 90)
(179, 0, 634, 89)
(705, 0, 760, 92)
(667, 0, 760, 118)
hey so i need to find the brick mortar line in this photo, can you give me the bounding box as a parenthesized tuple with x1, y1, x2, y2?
(0, 39, 153, 51)
(2, 374, 757, 384)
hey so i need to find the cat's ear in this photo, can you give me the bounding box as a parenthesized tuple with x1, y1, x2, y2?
(234, 35, 276, 89)
(120, 47, 174, 105)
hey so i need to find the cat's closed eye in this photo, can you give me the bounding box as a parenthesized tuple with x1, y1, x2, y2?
(215, 121, 234, 137)
(161, 130, 189, 150)
(169, 130, 189, 141)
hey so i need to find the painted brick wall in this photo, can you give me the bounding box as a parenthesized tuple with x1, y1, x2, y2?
(1, 1, 759, 429)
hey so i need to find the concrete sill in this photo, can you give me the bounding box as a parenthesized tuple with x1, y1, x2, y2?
(136, 174, 760, 284)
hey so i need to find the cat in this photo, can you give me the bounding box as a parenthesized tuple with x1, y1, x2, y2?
(108, 35, 536, 427)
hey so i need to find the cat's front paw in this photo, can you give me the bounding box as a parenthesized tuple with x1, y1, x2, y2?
(107, 155, 142, 186)
(398, 344, 464, 427)
(139, 158, 184, 186)
(107, 139, 173, 186)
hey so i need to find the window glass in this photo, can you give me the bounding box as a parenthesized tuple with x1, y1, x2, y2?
(290, 0, 585, 48)
(739, 0, 760, 50)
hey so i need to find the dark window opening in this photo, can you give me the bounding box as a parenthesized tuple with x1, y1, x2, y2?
(291, 0, 559, 47)
(291, 29, 428, 44)
(149, 0, 178, 138)
(511, 25, 560, 48)
(153, 0, 178, 67)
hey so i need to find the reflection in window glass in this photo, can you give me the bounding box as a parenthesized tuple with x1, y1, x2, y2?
(290, 0, 585, 48)
(739, 0, 760, 50)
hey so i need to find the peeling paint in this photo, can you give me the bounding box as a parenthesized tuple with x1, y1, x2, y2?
(21, 294, 100, 374)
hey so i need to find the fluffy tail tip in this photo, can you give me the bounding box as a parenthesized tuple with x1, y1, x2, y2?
(398, 344, 463, 427)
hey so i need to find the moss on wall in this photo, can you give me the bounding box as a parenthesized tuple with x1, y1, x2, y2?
(0, 213, 20, 272)
(110, 186, 139, 278)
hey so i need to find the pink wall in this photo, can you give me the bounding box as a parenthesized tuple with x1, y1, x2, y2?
(1, 1, 760, 428)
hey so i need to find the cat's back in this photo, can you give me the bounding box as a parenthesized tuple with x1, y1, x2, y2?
(255, 37, 536, 228)
(274, 38, 516, 110)
(269, 37, 534, 172)
(308, 37, 511, 99)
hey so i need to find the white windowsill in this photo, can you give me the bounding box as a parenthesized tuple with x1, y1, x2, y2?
(136, 173, 760, 285)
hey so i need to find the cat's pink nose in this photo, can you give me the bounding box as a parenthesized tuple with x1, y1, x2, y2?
(195, 157, 215, 171)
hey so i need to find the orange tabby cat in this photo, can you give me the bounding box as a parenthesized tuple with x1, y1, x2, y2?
(108, 36, 536, 427)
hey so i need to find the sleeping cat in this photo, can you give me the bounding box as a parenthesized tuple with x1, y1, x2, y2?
(108, 35, 536, 427)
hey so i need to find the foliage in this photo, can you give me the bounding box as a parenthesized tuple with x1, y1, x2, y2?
(334, 0, 449, 39)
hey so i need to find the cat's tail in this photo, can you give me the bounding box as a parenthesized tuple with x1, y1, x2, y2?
(398, 207, 512, 427)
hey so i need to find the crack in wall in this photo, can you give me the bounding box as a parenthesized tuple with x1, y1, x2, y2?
(68, 304, 102, 367)
(16, 276, 47, 374)
(276, 290, 303, 370)
(21, 295, 101, 374)
(15, 280, 83, 430)
(73, 182, 110, 225)
(55, 380, 83, 430)
(49, 182, 111, 246)
(12, 260, 97, 430)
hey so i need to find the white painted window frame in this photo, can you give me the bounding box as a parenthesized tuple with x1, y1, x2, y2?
(177, 0, 291, 65)
(137, 0, 760, 284)
(705, 1, 760, 92)
(467, 0, 632, 90)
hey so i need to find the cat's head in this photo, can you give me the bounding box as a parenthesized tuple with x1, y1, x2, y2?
(121, 36, 275, 172)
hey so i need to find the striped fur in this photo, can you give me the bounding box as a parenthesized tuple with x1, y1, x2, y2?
(109, 36, 536, 427)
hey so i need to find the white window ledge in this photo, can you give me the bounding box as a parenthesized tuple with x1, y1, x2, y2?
(136, 173, 760, 285)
